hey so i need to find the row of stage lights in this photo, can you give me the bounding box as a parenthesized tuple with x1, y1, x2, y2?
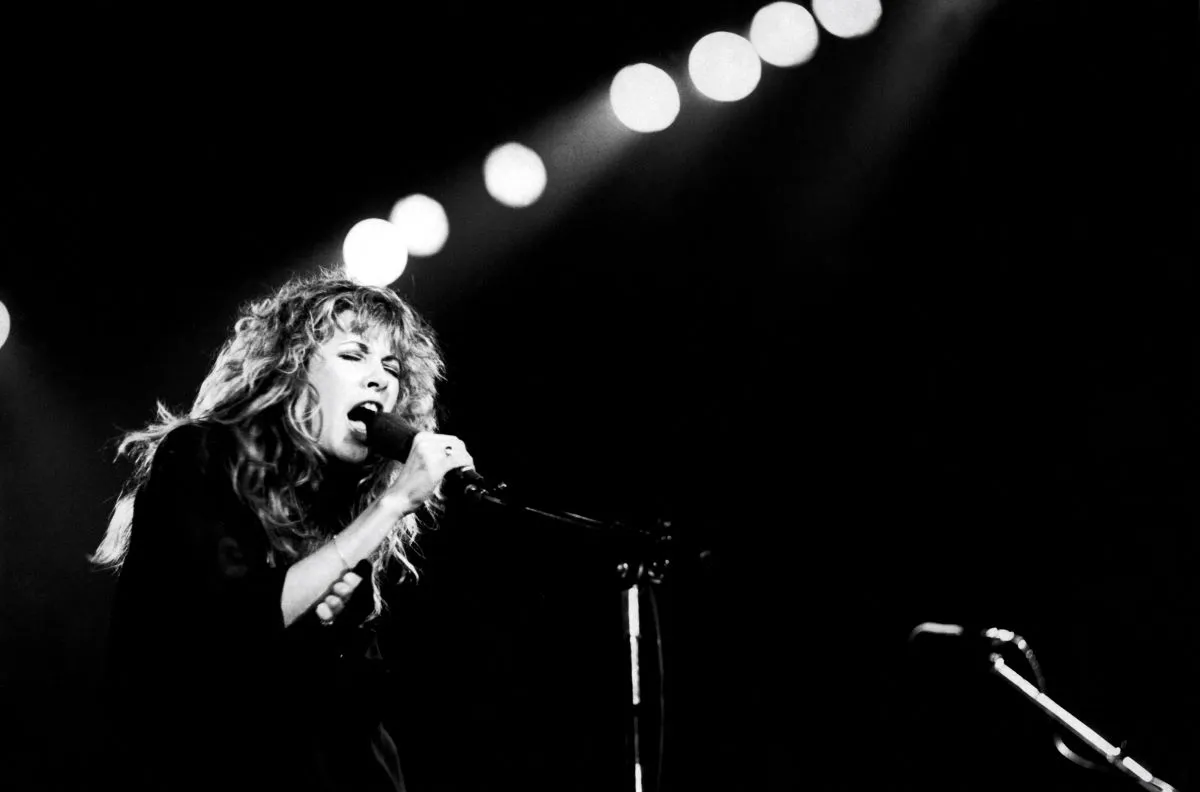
(0, 1, 884, 351)
(344, 0, 882, 287)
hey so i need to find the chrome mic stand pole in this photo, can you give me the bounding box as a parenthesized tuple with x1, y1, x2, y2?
(615, 542, 671, 792)
(621, 576, 646, 792)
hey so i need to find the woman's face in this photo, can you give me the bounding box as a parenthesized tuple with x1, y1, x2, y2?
(307, 312, 402, 464)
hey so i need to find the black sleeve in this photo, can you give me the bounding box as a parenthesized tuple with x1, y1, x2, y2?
(112, 424, 400, 791)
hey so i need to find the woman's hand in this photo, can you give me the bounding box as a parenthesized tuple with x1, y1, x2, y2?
(382, 432, 474, 513)
(315, 568, 364, 624)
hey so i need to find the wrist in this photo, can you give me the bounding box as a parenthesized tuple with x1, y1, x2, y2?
(379, 491, 414, 519)
(331, 534, 352, 572)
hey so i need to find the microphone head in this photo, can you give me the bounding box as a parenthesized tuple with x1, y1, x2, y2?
(346, 409, 493, 500)
(348, 407, 417, 462)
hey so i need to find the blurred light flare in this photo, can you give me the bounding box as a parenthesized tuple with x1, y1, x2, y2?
(0, 300, 9, 351)
(389, 194, 449, 257)
(342, 218, 409, 286)
(483, 142, 548, 208)
(812, 0, 882, 39)
(688, 32, 762, 102)
(751, 2, 820, 67)
(609, 63, 681, 133)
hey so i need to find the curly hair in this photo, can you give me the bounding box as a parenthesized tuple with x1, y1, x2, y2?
(92, 268, 444, 616)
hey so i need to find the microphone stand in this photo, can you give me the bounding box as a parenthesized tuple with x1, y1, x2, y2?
(465, 482, 678, 792)
(988, 654, 1178, 792)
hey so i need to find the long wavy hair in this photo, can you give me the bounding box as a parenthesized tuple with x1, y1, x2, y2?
(92, 269, 444, 616)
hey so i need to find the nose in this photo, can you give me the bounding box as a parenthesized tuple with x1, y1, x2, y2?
(363, 357, 390, 393)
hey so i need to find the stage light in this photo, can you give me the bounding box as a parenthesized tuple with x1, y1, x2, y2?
(812, 0, 882, 39)
(389, 194, 449, 257)
(0, 300, 9, 351)
(483, 142, 547, 208)
(751, 2, 820, 67)
(688, 32, 762, 102)
(610, 63, 681, 133)
(342, 218, 409, 286)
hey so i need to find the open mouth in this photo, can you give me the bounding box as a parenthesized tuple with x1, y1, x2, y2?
(347, 401, 383, 435)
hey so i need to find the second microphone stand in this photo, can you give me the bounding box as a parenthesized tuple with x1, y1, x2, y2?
(987, 651, 1178, 792)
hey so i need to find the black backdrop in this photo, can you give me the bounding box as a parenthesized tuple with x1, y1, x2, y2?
(1, 1, 1195, 790)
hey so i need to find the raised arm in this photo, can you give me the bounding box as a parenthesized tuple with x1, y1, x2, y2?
(280, 429, 473, 626)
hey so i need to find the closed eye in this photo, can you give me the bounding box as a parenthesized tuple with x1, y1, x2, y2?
(338, 351, 400, 380)
(337, 341, 400, 378)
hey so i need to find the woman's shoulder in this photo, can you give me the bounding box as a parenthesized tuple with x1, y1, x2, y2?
(150, 420, 241, 486)
(129, 422, 252, 545)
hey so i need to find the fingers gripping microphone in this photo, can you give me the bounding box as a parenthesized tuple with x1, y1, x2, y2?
(347, 407, 494, 500)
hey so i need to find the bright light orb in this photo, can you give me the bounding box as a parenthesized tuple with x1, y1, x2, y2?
(0, 300, 9, 351)
(812, 0, 882, 39)
(688, 31, 762, 102)
(342, 218, 409, 286)
(389, 194, 449, 257)
(610, 63, 681, 133)
(483, 142, 547, 208)
(751, 3, 820, 67)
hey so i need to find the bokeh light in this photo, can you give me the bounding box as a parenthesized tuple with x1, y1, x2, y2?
(751, 2, 820, 67)
(688, 31, 762, 102)
(389, 194, 450, 257)
(483, 142, 547, 208)
(342, 218, 409, 286)
(610, 63, 681, 133)
(812, 0, 882, 39)
(0, 300, 9, 351)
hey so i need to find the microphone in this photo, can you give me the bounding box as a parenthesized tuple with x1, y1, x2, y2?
(348, 406, 494, 500)
(908, 621, 1030, 673)
(908, 622, 1018, 646)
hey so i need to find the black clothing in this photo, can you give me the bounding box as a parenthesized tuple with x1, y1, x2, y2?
(107, 422, 404, 792)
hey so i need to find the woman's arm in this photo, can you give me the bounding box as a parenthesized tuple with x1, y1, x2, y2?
(280, 429, 474, 627)
(280, 492, 409, 627)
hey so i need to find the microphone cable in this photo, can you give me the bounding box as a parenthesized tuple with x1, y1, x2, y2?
(646, 582, 666, 792)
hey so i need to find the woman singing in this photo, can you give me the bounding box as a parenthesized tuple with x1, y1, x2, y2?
(93, 270, 472, 791)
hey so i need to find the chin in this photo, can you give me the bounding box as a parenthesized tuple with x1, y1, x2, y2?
(332, 444, 370, 465)
(319, 433, 370, 465)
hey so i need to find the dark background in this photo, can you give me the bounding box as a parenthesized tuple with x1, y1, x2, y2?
(1, 1, 1195, 790)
